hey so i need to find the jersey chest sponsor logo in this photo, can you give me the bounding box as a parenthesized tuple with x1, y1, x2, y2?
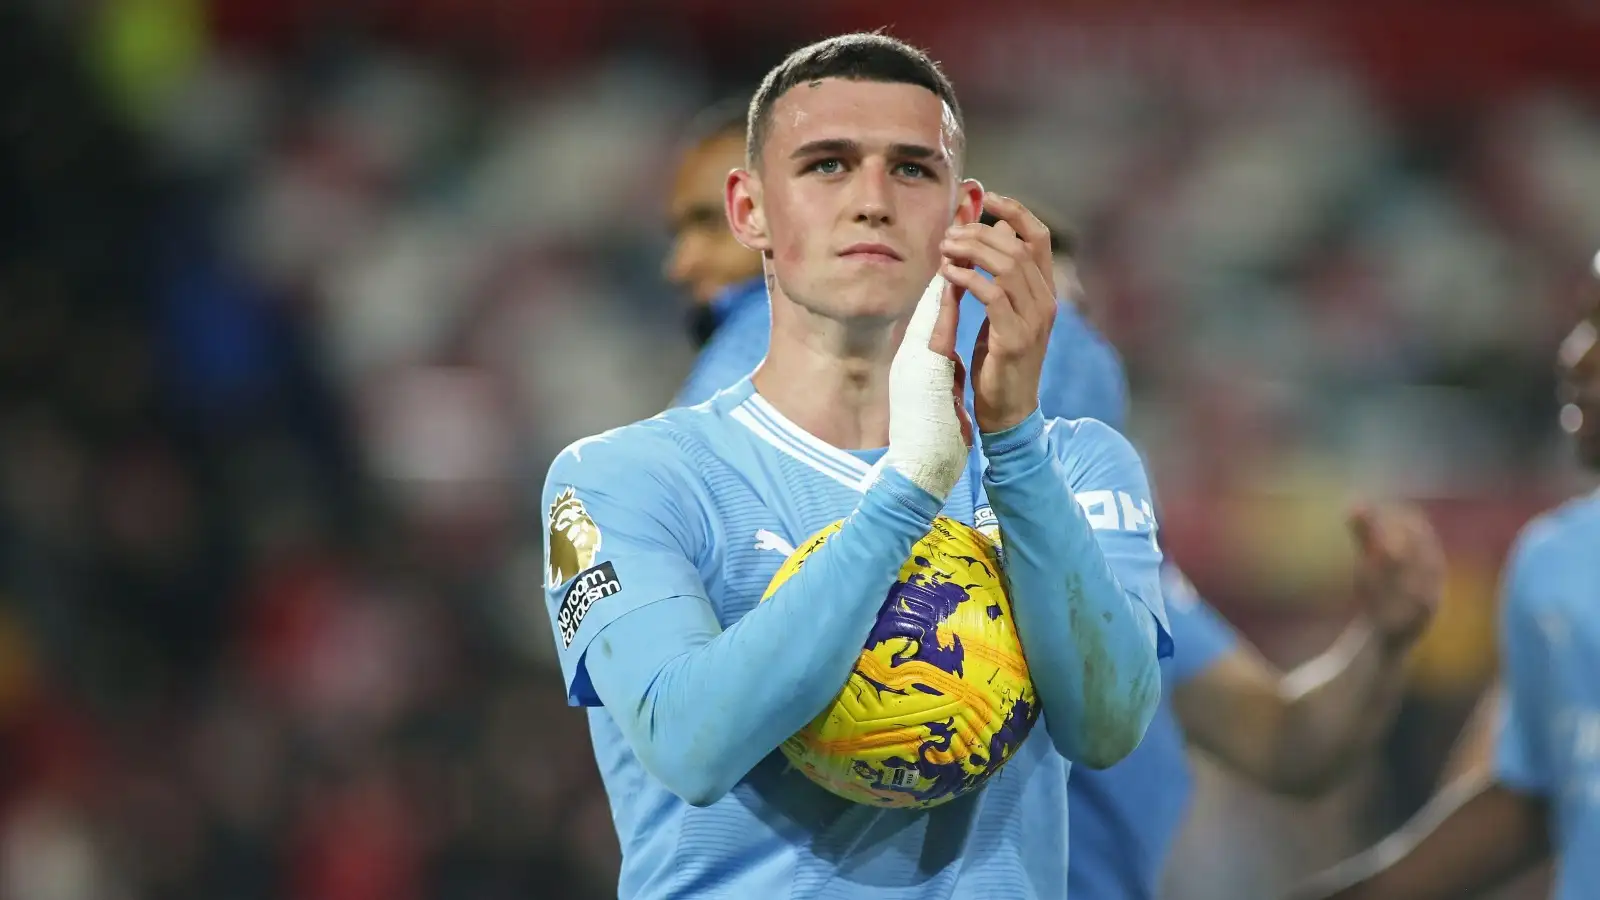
(1074, 490, 1154, 533)
(547, 487, 603, 589)
(557, 561, 622, 648)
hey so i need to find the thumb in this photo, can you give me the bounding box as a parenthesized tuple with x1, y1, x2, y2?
(903, 273, 948, 356)
(971, 317, 991, 371)
(928, 273, 961, 360)
(950, 356, 974, 447)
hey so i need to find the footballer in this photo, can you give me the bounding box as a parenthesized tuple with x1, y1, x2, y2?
(542, 33, 1169, 899)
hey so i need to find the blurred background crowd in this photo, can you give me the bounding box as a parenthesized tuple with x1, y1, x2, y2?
(2, 0, 1598, 897)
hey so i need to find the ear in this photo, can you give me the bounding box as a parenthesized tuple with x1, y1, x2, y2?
(953, 178, 984, 228)
(725, 168, 771, 253)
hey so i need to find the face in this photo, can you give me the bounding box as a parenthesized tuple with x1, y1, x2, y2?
(1558, 301, 1600, 469)
(664, 132, 763, 307)
(726, 78, 982, 322)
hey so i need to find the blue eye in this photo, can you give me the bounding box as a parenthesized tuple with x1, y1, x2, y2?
(811, 159, 843, 175)
(896, 163, 928, 178)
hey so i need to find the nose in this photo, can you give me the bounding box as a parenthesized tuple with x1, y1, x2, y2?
(851, 161, 895, 228)
(664, 234, 699, 288)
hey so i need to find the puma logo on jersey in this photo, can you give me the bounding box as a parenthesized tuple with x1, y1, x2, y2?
(754, 529, 796, 557)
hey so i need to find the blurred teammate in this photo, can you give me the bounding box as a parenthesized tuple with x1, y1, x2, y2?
(669, 133, 1443, 900)
(543, 34, 1170, 898)
(1291, 282, 1600, 900)
(664, 98, 766, 349)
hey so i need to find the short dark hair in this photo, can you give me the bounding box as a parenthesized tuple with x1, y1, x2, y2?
(746, 32, 963, 169)
(980, 205, 1078, 258)
(683, 94, 751, 149)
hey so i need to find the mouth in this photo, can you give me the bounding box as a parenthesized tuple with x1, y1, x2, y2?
(839, 243, 903, 263)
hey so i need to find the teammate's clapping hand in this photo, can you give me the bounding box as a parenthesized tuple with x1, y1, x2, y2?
(939, 193, 1057, 434)
(1348, 504, 1445, 647)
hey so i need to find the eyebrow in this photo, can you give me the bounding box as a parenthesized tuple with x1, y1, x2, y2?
(670, 203, 722, 229)
(789, 138, 947, 166)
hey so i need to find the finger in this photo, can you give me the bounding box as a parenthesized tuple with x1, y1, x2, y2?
(904, 273, 947, 354)
(971, 318, 991, 378)
(1379, 507, 1431, 558)
(941, 233, 1048, 331)
(1371, 511, 1407, 564)
(1348, 504, 1402, 556)
(982, 193, 1054, 295)
(950, 355, 973, 447)
(1344, 499, 1382, 557)
(944, 225, 1055, 328)
(942, 229, 1023, 285)
(929, 272, 961, 359)
(1398, 513, 1446, 576)
(941, 262, 1023, 335)
(982, 193, 1050, 251)
(1351, 507, 1405, 569)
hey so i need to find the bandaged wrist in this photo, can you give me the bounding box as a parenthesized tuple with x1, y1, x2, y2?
(884, 275, 968, 500)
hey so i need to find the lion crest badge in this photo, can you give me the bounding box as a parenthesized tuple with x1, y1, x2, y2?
(546, 487, 602, 589)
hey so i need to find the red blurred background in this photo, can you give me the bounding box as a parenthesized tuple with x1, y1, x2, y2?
(1, 1, 1595, 897)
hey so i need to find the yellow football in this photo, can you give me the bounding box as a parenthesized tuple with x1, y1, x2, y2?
(762, 516, 1038, 809)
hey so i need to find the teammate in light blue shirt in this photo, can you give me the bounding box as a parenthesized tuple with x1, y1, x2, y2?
(546, 34, 1169, 899)
(674, 277, 770, 408)
(1294, 288, 1600, 900)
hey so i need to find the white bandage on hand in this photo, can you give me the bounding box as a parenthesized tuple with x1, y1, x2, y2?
(882, 274, 969, 501)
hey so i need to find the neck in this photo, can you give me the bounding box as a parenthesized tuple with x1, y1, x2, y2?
(751, 287, 903, 450)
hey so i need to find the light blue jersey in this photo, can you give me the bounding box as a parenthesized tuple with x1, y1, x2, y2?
(674, 275, 1238, 898)
(673, 277, 1130, 429)
(543, 380, 1170, 899)
(1494, 489, 1600, 900)
(1066, 566, 1237, 899)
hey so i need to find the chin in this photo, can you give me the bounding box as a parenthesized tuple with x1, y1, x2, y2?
(848, 289, 921, 321)
(800, 278, 899, 320)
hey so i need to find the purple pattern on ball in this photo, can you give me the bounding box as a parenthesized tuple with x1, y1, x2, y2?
(987, 695, 1037, 768)
(873, 693, 1038, 804)
(841, 538, 1039, 805)
(865, 563, 969, 678)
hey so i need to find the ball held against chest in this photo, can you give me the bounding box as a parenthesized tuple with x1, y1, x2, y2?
(761, 516, 1039, 809)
